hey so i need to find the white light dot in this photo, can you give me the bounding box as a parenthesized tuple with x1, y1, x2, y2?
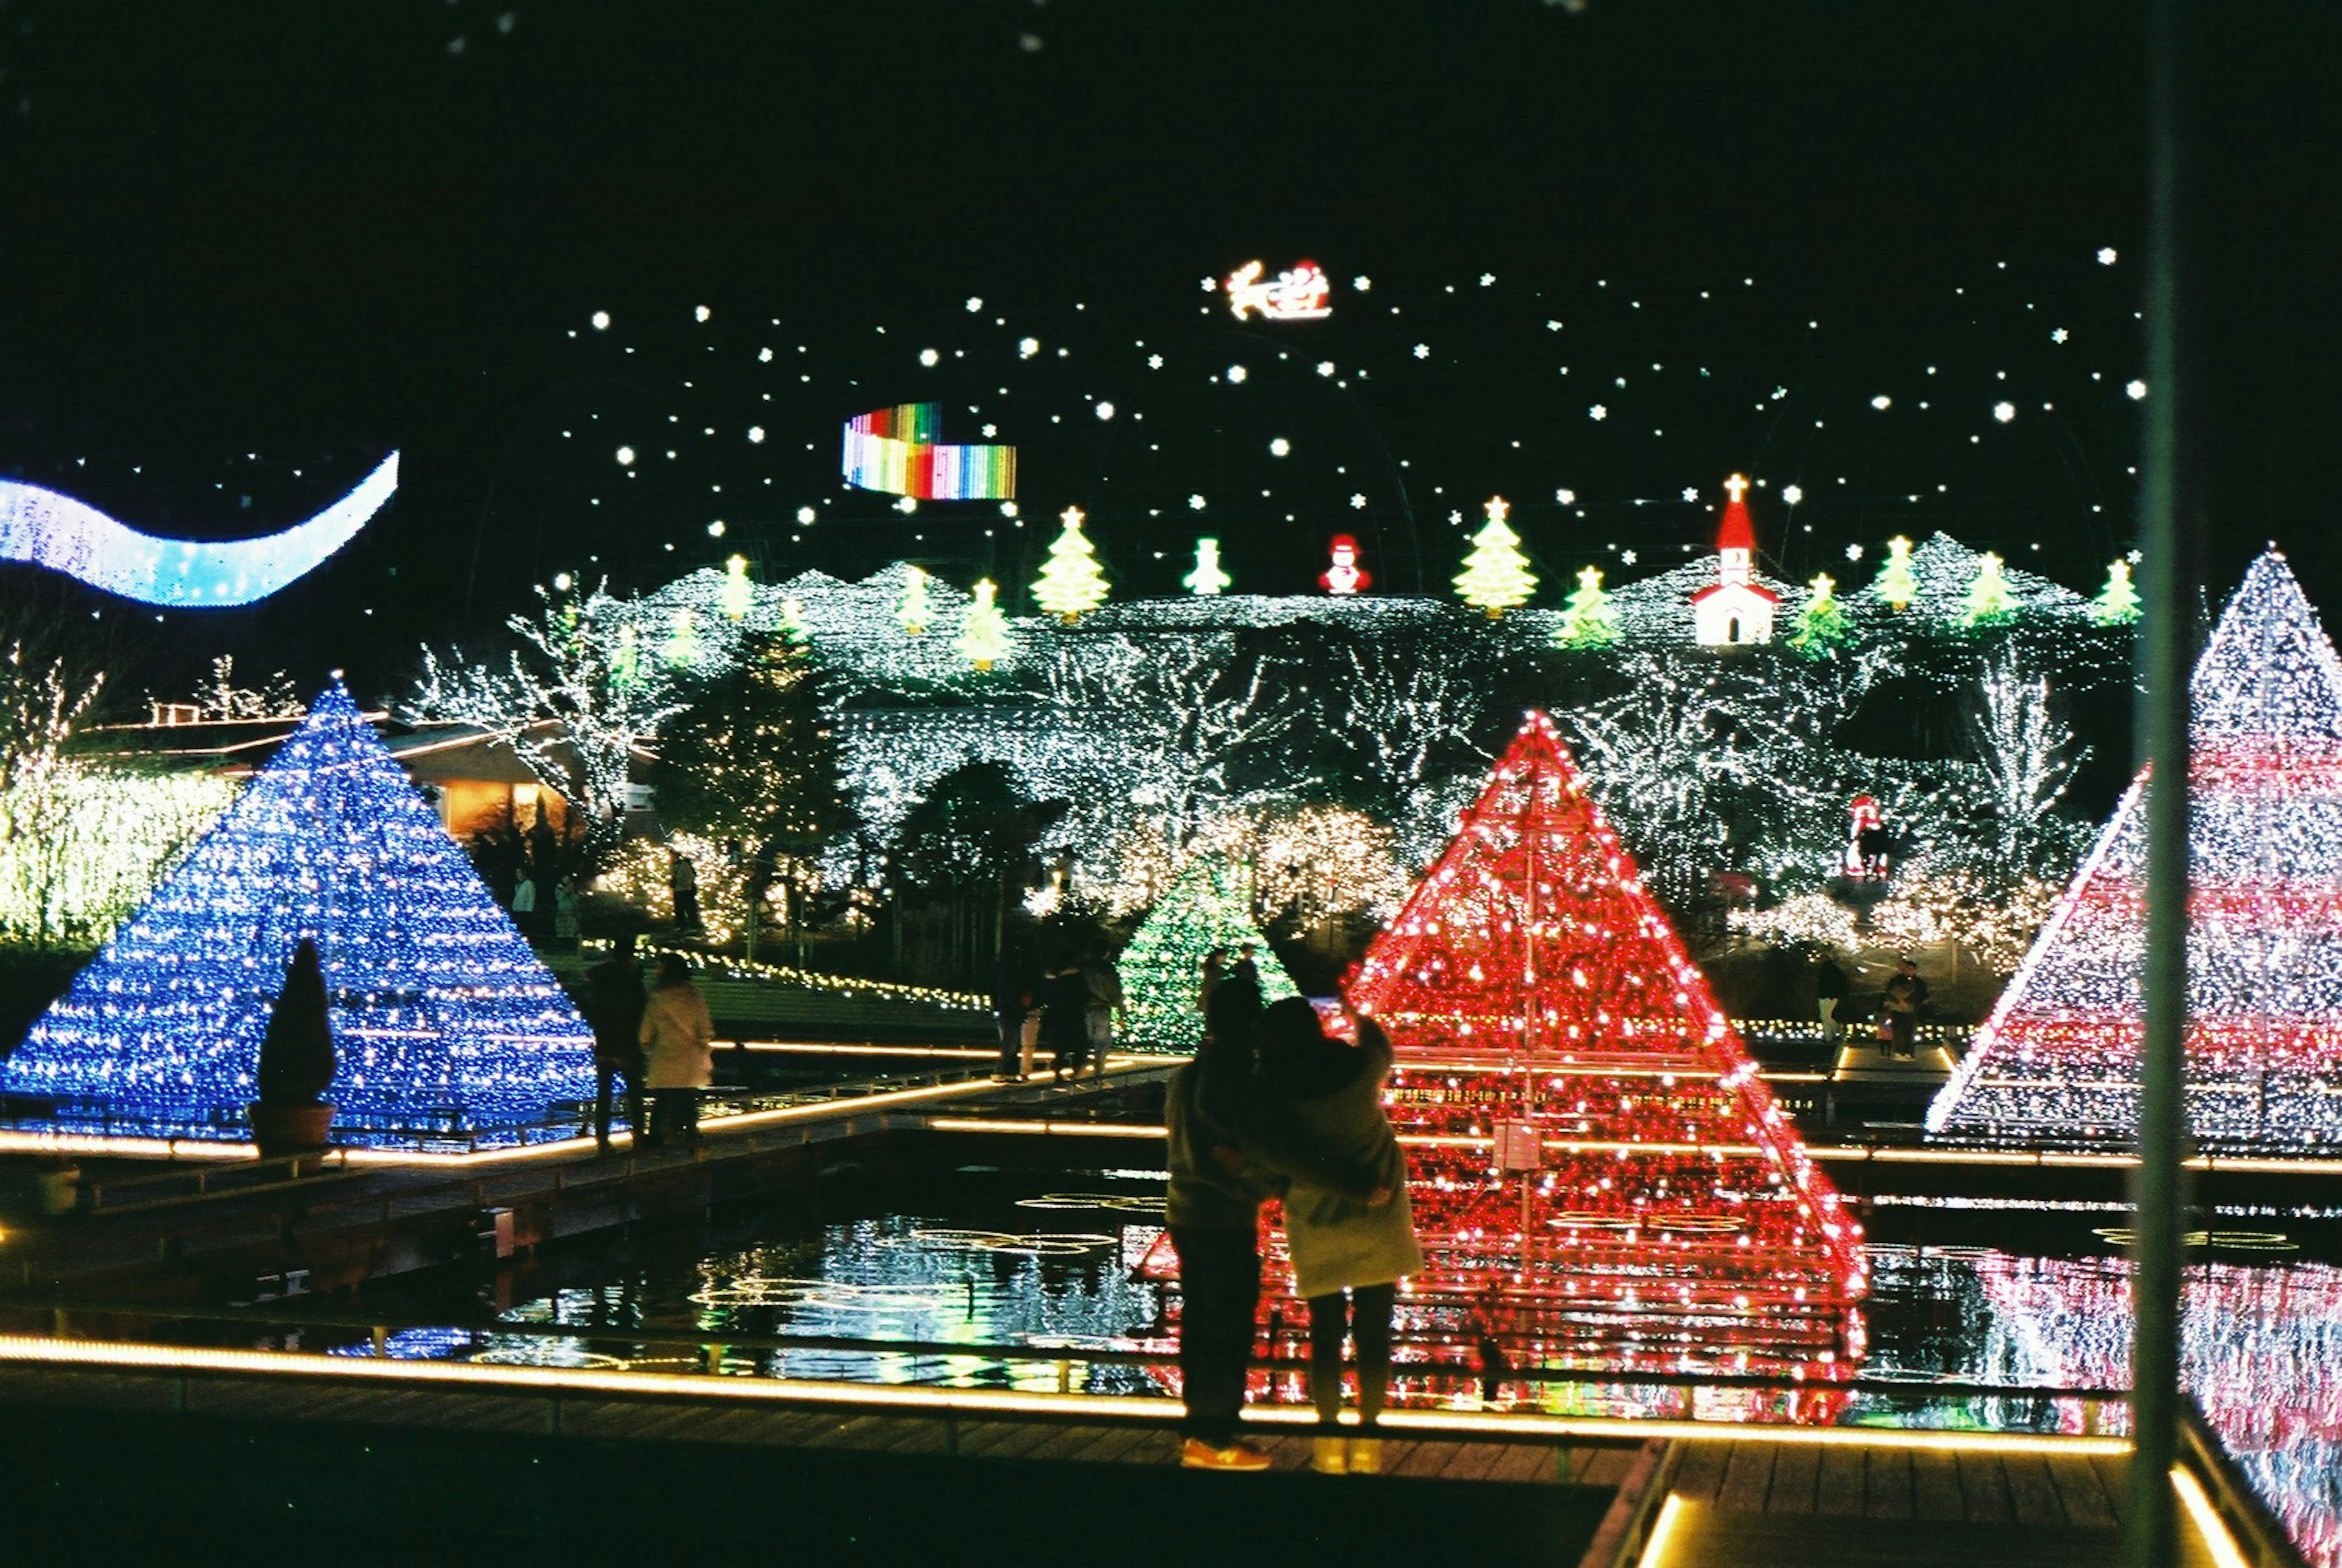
(1993, 401, 2017, 423)
(1846, 543, 1864, 562)
(920, 348, 940, 367)
(1783, 485, 1803, 504)
(1093, 401, 1115, 421)
(2127, 379, 2149, 400)
(615, 446, 636, 466)
(695, 306, 711, 322)
(590, 310, 611, 331)
(552, 572, 573, 591)
(796, 506, 817, 524)
(1001, 501, 1019, 518)
(965, 296, 983, 312)
(1589, 405, 1608, 421)
(1019, 338, 1040, 359)
(1413, 343, 1430, 360)
(2098, 247, 2119, 265)
(1555, 489, 1575, 506)
(1227, 363, 1248, 383)
(2051, 328, 2070, 344)
(896, 496, 918, 514)
(707, 520, 725, 537)
(1353, 275, 1371, 292)
(1316, 361, 1336, 377)
(1269, 438, 1291, 457)
(1871, 395, 1892, 410)
(1681, 486, 1699, 502)
(1350, 493, 1367, 509)
(1189, 494, 1207, 510)
(748, 426, 765, 444)
(1479, 272, 1495, 286)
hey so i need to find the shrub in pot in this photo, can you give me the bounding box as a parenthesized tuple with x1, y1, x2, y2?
(247, 937, 338, 1158)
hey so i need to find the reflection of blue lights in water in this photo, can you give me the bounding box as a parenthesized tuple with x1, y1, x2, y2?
(338, 1181, 2340, 1566)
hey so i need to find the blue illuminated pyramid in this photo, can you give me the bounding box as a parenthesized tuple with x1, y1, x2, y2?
(7, 681, 597, 1144)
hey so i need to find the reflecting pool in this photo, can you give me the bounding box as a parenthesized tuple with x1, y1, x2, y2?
(331, 1167, 2340, 1566)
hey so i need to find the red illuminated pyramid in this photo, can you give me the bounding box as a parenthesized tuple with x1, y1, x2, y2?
(1345, 713, 1868, 1381)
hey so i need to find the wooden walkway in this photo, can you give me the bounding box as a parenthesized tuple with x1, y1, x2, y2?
(1650, 1437, 2222, 1567)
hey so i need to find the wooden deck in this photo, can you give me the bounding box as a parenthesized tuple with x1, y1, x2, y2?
(1647, 1437, 2222, 1566)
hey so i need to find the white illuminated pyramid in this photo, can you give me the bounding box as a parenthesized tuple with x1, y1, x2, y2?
(1929, 550, 2342, 1151)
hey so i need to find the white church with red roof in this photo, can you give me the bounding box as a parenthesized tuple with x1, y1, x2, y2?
(1689, 474, 1780, 645)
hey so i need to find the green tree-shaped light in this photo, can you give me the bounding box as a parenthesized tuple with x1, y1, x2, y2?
(898, 564, 931, 636)
(1788, 573, 1850, 656)
(1872, 536, 1918, 610)
(1553, 565, 1619, 649)
(1961, 551, 2018, 628)
(2092, 559, 2141, 625)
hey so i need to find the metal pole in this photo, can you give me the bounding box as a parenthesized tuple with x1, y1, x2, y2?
(2125, 0, 2193, 1558)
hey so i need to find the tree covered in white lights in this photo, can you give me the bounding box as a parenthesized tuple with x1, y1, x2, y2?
(1931, 550, 2342, 1152)
(958, 578, 1008, 670)
(409, 582, 689, 860)
(1554, 566, 1619, 649)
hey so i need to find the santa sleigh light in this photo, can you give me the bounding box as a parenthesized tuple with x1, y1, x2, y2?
(1225, 259, 1333, 322)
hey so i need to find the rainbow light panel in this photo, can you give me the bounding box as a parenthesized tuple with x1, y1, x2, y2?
(1930, 550, 2342, 1153)
(1328, 714, 1868, 1381)
(840, 404, 1017, 499)
(5, 681, 598, 1145)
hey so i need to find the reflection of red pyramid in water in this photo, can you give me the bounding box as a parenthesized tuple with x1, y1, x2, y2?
(1931, 551, 2342, 1153)
(1348, 712, 1867, 1376)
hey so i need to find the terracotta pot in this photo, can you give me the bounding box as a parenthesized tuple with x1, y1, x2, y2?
(246, 1101, 335, 1159)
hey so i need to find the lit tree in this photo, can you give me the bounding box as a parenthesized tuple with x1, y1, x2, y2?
(957, 578, 1009, 670)
(1960, 551, 2018, 628)
(664, 607, 700, 666)
(1115, 850, 1297, 1050)
(778, 598, 809, 646)
(1184, 537, 1233, 596)
(898, 564, 931, 635)
(719, 556, 756, 621)
(1452, 496, 1537, 618)
(190, 656, 301, 719)
(409, 582, 689, 861)
(1786, 573, 1850, 657)
(1315, 623, 1495, 818)
(2092, 559, 2142, 625)
(1553, 565, 1619, 649)
(1033, 505, 1111, 622)
(1964, 645, 2087, 865)
(1872, 535, 1918, 610)
(888, 761, 1064, 979)
(652, 631, 850, 953)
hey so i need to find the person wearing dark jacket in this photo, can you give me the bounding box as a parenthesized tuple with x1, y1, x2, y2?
(1038, 955, 1093, 1081)
(1242, 997, 1421, 1477)
(1162, 980, 1280, 1471)
(1814, 956, 1849, 1047)
(584, 934, 648, 1151)
(1882, 955, 1930, 1060)
(990, 945, 1039, 1082)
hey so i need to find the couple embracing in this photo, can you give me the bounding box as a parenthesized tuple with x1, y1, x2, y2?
(1165, 964, 1422, 1475)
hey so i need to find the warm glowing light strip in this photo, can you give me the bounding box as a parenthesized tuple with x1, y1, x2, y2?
(732, 1042, 1001, 1059)
(0, 1334, 2135, 1456)
(2171, 1466, 2254, 1568)
(926, 1117, 1165, 1138)
(0, 1129, 269, 1161)
(1637, 1494, 1687, 1568)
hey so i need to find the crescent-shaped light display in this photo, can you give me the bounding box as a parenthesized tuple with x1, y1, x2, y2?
(0, 451, 399, 607)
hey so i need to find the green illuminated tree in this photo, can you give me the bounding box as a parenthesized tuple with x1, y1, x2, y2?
(2092, 559, 2141, 625)
(1787, 573, 1850, 657)
(1115, 851, 1298, 1051)
(1872, 536, 1918, 610)
(1453, 497, 1538, 618)
(1552, 565, 1619, 649)
(1961, 551, 2018, 628)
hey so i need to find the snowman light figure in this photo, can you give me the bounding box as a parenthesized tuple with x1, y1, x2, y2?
(1322, 534, 1371, 595)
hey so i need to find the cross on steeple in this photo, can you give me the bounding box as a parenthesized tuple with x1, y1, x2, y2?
(1724, 473, 1750, 504)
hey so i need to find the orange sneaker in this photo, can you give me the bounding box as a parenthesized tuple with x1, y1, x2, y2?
(1180, 1437, 1273, 1472)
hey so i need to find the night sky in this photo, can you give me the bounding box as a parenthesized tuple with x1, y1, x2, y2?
(1, 0, 2334, 701)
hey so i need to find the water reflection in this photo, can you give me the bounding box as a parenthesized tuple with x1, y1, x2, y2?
(341, 1173, 2338, 1567)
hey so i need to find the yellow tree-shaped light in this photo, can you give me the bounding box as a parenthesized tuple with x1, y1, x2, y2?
(1453, 495, 1538, 617)
(1033, 505, 1111, 623)
(898, 564, 931, 635)
(1873, 535, 1918, 610)
(1184, 537, 1233, 595)
(719, 554, 754, 621)
(958, 578, 1009, 671)
(1788, 572, 1850, 656)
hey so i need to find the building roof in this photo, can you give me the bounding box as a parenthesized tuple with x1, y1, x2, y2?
(1691, 580, 1782, 606)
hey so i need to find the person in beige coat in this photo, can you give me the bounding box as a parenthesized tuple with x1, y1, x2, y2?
(637, 953, 715, 1146)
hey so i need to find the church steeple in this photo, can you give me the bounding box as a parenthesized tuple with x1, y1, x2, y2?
(1689, 473, 1780, 646)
